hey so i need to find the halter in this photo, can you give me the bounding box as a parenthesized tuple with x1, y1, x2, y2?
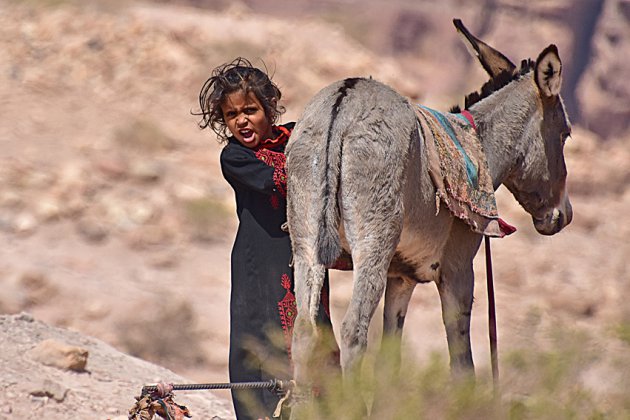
(460, 109, 477, 131)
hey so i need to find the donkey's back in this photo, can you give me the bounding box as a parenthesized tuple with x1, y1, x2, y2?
(287, 77, 417, 268)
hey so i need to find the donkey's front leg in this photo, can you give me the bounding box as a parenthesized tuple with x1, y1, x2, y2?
(436, 263, 475, 375)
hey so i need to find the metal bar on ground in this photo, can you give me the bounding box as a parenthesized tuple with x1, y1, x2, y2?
(141, 379, 289, 396)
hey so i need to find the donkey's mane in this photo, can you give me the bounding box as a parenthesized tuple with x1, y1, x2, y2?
(449, 58, 536, 113)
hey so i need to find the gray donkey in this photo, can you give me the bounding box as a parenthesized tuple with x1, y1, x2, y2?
(285, 19, 572, 393)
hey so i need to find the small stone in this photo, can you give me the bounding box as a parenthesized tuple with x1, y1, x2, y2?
(129, 160, 164, 183)
(147, 251, 179, 269)
(13, 212, 37, 234)
(95, 155, 129, 180)
(19, 271, 58, 306)
(35, 199, 62, 222)
(0, 190, 22, 208)
(14, 312, 34, 322)
(29, 379, 68, 403)
(76, 217, 109, 243)
(29, 339, 89, 372)
(128, 202, 156, 225)
(85, 301, 110, 320)
(125, 225, 174, 250)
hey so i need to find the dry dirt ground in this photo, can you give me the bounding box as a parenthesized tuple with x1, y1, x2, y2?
(1, 1, 630, 418)
(0, 312, 233, 419)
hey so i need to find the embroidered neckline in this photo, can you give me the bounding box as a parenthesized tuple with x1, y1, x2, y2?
(256, 125, 291, 150)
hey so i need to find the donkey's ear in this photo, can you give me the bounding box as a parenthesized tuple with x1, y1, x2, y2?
(453, 19, 516, 78)
(535, 44, 562, 97)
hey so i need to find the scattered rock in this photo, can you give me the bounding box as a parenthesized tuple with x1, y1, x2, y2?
(29, 379, 69, 403)
(147, 250, 180, 269)
(35, 198, 62, 222)
(12, 212, 37, 235)
(129, 160, 165, 183)
(94, 154, 129, 180)
(125, 225, 174, 250)
(18, 271, 58, 307)
(76, 217, 109, 243)
(28, 338, 89, 372)
(127, 201, 159, 225)
(84, 301, 111, 321)
(15, 312, 35, 322)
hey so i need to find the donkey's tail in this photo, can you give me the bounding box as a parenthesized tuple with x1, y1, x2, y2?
(316, 78, 361, 267)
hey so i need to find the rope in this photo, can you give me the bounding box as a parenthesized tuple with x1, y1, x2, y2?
(485, 236, 499, 392)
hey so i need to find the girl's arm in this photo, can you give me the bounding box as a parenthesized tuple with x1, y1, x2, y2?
(220, 144, 283, 195)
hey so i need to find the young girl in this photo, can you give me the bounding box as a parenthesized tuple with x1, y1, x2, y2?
(197, 58, 336, 420)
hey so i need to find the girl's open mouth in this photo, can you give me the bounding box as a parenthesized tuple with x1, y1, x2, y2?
(240, 129, 255, 143)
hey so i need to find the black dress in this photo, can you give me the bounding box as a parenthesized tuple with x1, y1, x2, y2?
(220, 124, 334, 420)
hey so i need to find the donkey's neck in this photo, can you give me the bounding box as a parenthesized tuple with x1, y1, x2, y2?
(469, 74, 539, 190)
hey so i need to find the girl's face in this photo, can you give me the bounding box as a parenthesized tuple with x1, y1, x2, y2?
(220, 90, 273, 149)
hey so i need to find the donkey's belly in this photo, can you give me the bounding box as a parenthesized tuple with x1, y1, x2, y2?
(394, 225, 450, 283)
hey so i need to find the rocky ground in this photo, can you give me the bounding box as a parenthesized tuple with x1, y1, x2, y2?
(1, 0, 629, 418)
(0, 313, 233, 419)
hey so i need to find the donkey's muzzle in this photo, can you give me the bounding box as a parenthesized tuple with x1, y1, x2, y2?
(533, 199, 572, 235)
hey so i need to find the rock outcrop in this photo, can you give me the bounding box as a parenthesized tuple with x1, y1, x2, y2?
(0, 313, 234, 419)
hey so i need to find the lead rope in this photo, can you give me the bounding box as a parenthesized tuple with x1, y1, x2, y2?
(485, 236, 499, 393)
(462, 109, 500, 392)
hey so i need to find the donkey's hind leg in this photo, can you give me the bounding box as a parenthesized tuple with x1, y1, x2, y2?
(380, 276, 416, 368)
(383, 276, 417, 338)
(338, 251, 390, 373)
(370, 276, 416, 418)
(291, 257, 327, 386)
(339, 233, 401, 374)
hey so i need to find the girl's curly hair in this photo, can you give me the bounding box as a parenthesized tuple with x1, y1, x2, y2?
(195, 57, 285, 143)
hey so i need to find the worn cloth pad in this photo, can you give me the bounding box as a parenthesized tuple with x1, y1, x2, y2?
(416, 105, 505, 237)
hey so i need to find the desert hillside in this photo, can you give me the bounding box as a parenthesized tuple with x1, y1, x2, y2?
(1, 0, 629, 417)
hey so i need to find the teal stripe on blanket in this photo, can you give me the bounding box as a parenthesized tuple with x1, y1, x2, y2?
(419, 105, 478, 188)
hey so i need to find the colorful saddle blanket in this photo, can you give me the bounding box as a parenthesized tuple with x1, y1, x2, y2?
(416, 105, 505, 237)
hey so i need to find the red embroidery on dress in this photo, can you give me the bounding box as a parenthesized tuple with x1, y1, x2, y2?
(272, 166, 287, 197)
(277, 273, 297, 361)
(269, 194, 280, 209)
(255, 149, 287, 208)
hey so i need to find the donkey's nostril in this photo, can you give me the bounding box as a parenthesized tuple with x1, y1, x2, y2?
(551, 208, 560, 224)
(565, 201, 573, 225)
